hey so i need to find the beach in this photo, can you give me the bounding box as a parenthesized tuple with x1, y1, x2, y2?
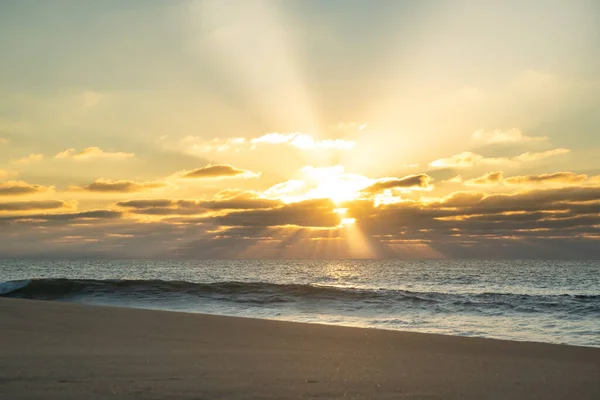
(0, 298, 598, 399)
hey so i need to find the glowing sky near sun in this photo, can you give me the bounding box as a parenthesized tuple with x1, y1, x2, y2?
(0, 0, 599, 258)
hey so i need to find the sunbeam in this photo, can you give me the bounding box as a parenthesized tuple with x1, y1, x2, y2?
(193, 0, 319, 135)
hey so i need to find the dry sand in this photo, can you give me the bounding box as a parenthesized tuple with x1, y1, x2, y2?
(0, 298, 598, 399)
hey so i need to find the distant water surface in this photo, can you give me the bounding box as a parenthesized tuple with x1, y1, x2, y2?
(1, 259, 598, 347)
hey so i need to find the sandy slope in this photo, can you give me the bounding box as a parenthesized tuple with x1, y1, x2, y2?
(0, 298, 598, 399)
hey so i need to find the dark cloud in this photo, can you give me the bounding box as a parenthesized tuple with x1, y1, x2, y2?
(117, 199, 174, 208)
(125, 207, 206, 216)
(212, 198, 338, 227)
(182, 164, 258, 179)
(0, 200, 68, 211)
(0, 210, 122, 222)
(71, 179, 165, 193)
(362, 174, 433, 193)
(116, 196, 283, 216)
(434, 186, 600, 214)
(0, 181, 51, 196)
(347, 186, 600, 243)
(199, 198, 282, 210)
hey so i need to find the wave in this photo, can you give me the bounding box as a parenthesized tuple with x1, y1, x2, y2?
(0, 278, 409, 302)
(1, 278, 598, 313)
(0, 279, 31, 295)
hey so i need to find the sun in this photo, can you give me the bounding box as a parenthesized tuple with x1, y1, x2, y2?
(264, 165, 373, 204)
(339, 217, 356, 226)
(301, 165, 371, 204)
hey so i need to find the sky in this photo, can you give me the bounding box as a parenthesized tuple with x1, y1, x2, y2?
(1, 0, 599, 259)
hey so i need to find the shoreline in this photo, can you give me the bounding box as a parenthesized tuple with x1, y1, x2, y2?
(20, 298, 600, 349)
(1, 297, 599, 399)
(3, 293, 597, 349)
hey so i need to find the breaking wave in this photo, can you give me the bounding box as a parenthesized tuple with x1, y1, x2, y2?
(1, 278, 598, 315)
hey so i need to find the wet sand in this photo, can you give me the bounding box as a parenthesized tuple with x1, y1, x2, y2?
(0, 298, 598, 399)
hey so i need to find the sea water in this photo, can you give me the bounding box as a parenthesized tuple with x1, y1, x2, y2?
(1, 259, 598, 347)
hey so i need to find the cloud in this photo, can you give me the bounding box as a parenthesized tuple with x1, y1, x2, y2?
(432, 186, 600, 214)
(429, 152, 505, 168)
(2, 184, 599, 259)
(349, 186, 600, 247)
(199, 197, 282, 210)
(446, 175, 465, 184)
(70, 179, 166, 193)
(181, 164, 260, 179)
(0, 137, 8, 145)
(55, 147, 134, 160)
(264, 180, 306, 198)
(472, 129, 546, 144)
(13, 153, 44, 164)
(182, 132, 355, 154)
(429, 148, 570, 169)
(212, 198, 339, 228)
(513, 148, 570, 162)
(116, 190, 283, 217)
(464, 171, 505, 186)
(251, 132, 355, 150)
(117, 195, 282, 216)
(0, 210, 122, 222)
(116, 199, 174, 209)
(465, 171, 587, 186)
(0, 180, 52, 196)
(362, 174, 433, 193)
(0, 200, 70, 211)
(505, 172, 587, 185)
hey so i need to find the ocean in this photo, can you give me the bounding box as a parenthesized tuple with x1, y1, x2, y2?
(1, 259, 598, 347)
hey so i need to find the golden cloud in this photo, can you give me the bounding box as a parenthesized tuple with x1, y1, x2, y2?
(464, 171, 505, 186)
(430, 148, 570, 169)
(362, 174, 433, 193)
(429, 152, 505, 168)
(505, 172, 587, 185)
(0, 180, 52, 196)
(12, 153, 44, 164)
(0, 200, 71, 211)
(70, 179, 166, 193)
(465, 171, 587, 186)
(513, 148, 570, 162)
(181, 164, 260, 179)
(55, 147, 134, 160)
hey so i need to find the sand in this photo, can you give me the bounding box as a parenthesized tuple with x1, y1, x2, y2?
(0, 298, 598, 399)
